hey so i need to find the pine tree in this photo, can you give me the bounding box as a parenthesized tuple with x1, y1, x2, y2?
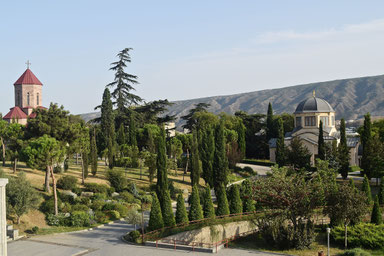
(200, 127, 215, 187)
(100, 88, 115, 169)
(116, 123, 126, 146)
(175, 194, 189, 224)
(371, 195, 382, 225)
(379, 177, 384, 205)
(213, 120, 228, 189)
(203, 185, 215, 219)
(275, 117, 286, 167)
(266, 102, 274, 140)
(362, 113, 374, 179)
(160, 189, 176, 227)
(188, 184, 203, 221)
(228, 184, 242, 214)
(90, 127, 98, 176)
(148, 193, 164, 231)
(216, 184, 230, 216)
(362, 175, 373, 204)
(241, 179, 255, 212)
(318, 120, 325, 160)
(190, 131, 201, 186)
(338, 118, 349, 179)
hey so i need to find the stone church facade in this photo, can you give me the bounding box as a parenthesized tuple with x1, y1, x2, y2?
(269, 93, 361, 166)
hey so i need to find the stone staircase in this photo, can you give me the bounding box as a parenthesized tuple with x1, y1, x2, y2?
(7, 225, 21, 241)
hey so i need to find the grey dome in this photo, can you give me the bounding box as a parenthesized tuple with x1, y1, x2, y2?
(294, 97, 335, 113)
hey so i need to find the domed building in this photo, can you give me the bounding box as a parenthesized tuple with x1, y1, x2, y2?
(269, 92, 361, 166)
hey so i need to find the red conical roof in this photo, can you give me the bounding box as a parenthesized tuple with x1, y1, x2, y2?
(14, 69, 42, 85)
(3, 106, 28, 119)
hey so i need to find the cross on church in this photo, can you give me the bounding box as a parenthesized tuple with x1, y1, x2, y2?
(26, 60, 31, 69)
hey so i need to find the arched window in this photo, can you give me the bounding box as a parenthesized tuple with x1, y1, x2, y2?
(27, 92, 30, 106)
(37, 93, 39, 106)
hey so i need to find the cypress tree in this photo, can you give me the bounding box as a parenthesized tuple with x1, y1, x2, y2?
(189, 184, 203, 221)
(160, 189, 176, 227)
(362, 113, 373, 179)
(216, 184, 230, 216)
(275, 117, 286, 167)
(203, 185, 215, 219)
(213, 120, 228, 190)
(116, 123, 126, 146)
(241, 179, 255, 212)
(371, 195, 382, 225)
(200, 127, 215, 187)
(100, 88, 115, 169)
(156, 127, 169, 198)
(349, 178, 356, 190)
(338, 118, 349, 179)
(90, 127, 98, 176)
(318, 120, 325, 160)
(362, 175, 373, 204)
(128, 112, 137, 147)
(148, 193, 164, 231)
(379, 177, 384, 205)
(266, 102, 274, 140)
(190, 131, 201, 186)
(175, 194, 189, 224)
(236, 119, 246, 159)
(229, 184, 242, 214)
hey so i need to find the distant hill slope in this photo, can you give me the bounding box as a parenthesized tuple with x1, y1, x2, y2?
(80, 74, 384, 127)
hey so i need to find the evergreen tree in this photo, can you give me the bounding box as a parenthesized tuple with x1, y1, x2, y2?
(338, 118, 349, 179)
(100, 88, 115, 169)
(181, 103, 211, 131)
(275, 117, 286, 167)
(213, 120, 228, 189)
(161, 189, 176, 227)
(349, 178, 356, 191)
(128, 112, 137, 147)
(362, 175, 373, 205)
(156, 127, 168, 198)
(361, 113, 374, 179)
(190, 131, 201, 186)
(379, 177, 384, 205)
(266, 102, 274, 140)
(287, 137, 311, 170)
(216, 184, 230, 216)
(228, 184, 242, 214)
(175, 194, 188, 224)
(200, 127, 215, 187)
(90, 127, 98, 176)
(371, 195, 382, 225)
(148, 193, 164, 231)
(241, 179, 255, 212)
(116, 123, 126, 146)
(203, 185, 215, 219)
(236, 119, 246, 159)
(188, 184, 203, 221)
(318, 120, 325, 160)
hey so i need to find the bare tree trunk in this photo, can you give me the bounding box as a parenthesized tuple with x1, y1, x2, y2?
(183, 149, 189, 182)
(1, 137, 5, 167)
(45, 167, 51, 193)
(344, 223, 348, 249)
(17, 216, 21, 225)
(50, 166, 58, 215)
(174, 156, 177, 176)
(13, 158, 17, 173)
(81, 152, 85, 185)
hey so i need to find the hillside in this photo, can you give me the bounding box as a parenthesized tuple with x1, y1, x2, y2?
(81, 74, 384, 127)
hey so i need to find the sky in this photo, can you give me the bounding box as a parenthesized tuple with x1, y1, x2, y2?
(2, 1, 384, 115)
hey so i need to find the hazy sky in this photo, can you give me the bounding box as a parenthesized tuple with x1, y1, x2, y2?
(2, 1, 384, 115)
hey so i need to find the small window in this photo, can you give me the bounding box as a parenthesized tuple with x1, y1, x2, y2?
(27, 92, 30, 106)
(320, 116, 329, 127)
(296, 117, 302, 127)
(37, 93, 39, 105)
(305, 116, 316, 126)
(332, 116, 335, 126)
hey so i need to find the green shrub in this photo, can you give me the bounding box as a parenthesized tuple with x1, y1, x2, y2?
(102, 202, 128, 217)
(106, 169, 127, 192)
(127, 182, 140, 197)
(71, 204, 89, 212)
(59, 193, 76, 205)
(61, 202, 72, 213)
(46, 213, 68, 226)
(57, 175, 78, 190)
(341, 248, 372, 256)
(105, 210, 120, 220)
(128, 230, 141, 243)
(31, 226, 39, 234)
(332, 223, 384, 249)
(69, 211, 90, 227)
(141, 195, 152, 204)
(71, 187, 82, 196)
(95, 210, 109, 223)
(79, 197, 91, 207)
(119, 191, 135, 203)
(91, 193, 107, 201)
(53, 166, 63, 174)
(242, 166, 254, 174)
(84, 183, 109, 194)
(91, 200, 106, 211)
(40, 197, 63, 214)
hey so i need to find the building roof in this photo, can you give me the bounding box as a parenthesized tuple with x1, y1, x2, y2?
(3, 106, 28, 119)
(347, 137, 360, 148)
(14, 69, 43, 86)
(294, 96, 334, 114)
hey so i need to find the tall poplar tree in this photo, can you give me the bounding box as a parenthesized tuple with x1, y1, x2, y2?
(190, 131, 201, 186)
(275, 117, 286, 167)
(200, 127, 215, 187)
(338, 118, 349, 179)
(90, 127, 98, 176)
(266, 102, 274, 140)
(318, 120, 325, 160)
(361, 113, 374, 178)
(100, 88, 115, 169)
(213, 120, 228, 190)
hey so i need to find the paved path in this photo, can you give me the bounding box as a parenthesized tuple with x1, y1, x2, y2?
(236, 164, 271, 176)
(8, 220, 281, 256)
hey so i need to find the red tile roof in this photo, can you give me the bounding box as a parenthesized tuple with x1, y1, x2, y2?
(14, 69, 43, 85)
(3, 106, 28, 119)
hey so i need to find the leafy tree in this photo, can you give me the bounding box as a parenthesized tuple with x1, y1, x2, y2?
(190, 131, 201, 186)
(203, 185, 215, 219)
(318, 120, 325, 160)
(0, 120, 7, 166)
(22, 135, 64, 215)
(188, 184, 203, 221)
(361, 113, 374, 179)
(275, 117, 286, 167)
(6, 172, 40, 224)
(287, 137, 311, 170)
(181, 103, 211, 131)
(71, 123, 90, 184)
(215, 184, 230, 216)
(266, 102, 274, 141)
(147, 193, 164, 231)
(338, 118, 349, 179)
(213, 120, 228, 189)
(100, 88, 115, 169)
(200, 126, 215, 187)
(241, 179, 255, 212)
(175, 194, 188, 224)
(362, 175, 373, 205)
(371, 195, 382, 225)
(379, 177, 384, 205)
(5, 123, 24, 173)
(90, 127, 98, 176)
(228, 184, 242, 214)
